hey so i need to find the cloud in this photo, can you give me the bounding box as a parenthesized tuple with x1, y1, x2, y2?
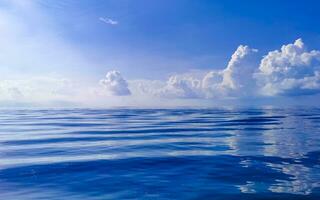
(100, 71, 131, 96)
(203, 45, 258, 97)
(255, 39, 320, 96)
(158, 74, 203, 98)
(99, 17, 118, 25)
(137, 45, 258, 99)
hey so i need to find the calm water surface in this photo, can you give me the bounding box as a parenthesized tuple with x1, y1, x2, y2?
(0, 108, 319, 199)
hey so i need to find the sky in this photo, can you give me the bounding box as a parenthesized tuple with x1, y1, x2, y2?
(1, 0, 320, 107)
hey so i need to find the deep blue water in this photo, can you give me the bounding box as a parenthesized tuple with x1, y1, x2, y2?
(0, 108, 320, 199)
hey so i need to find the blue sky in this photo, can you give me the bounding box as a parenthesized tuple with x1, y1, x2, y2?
(1, 0, 320, 107)
(39, 0, 320, 78)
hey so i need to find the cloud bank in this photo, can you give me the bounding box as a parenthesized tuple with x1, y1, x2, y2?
(136, 44, 258, 99)
(1, 39, 320, 107)
(134, 39, 320, 100)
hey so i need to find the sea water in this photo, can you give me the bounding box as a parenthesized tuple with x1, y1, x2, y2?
(0, 108, 319, 199)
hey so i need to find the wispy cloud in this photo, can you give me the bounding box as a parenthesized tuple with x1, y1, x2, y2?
(99, 17, 118, 25)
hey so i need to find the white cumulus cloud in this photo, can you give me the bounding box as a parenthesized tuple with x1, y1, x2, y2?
(255, 39, 320, 96)
(203, 45, 258, 97)
(100, 71, 131, 96)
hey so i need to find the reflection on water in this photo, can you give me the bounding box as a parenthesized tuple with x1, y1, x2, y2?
(0, 108, 319, 199)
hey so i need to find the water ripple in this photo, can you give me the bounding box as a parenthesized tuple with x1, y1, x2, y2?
(0, 108, 319, 199)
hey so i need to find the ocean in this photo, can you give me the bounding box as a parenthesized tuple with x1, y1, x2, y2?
(0, 108, 319, 199)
